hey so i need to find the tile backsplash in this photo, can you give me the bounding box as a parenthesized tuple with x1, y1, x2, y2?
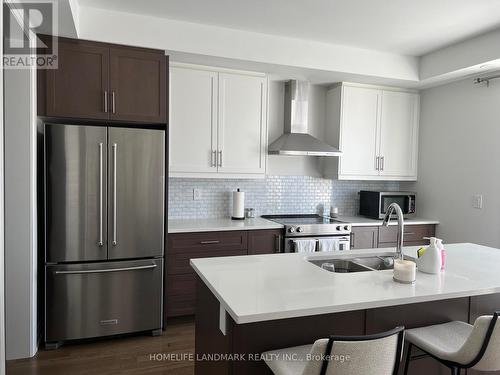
(168, 176, 400, 219)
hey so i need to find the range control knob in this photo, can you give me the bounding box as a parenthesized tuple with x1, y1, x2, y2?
(336, 225, 342, 231)
(296, 227, 303, 233)
(344, 225, 350, 231)
(288, 227, 296, 233)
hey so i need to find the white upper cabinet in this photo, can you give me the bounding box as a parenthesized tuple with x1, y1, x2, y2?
(218, 73, 266, 175)
(337, 86, 380, 178)
(379, 90, 419, 178)
(169, 64, 267, 178)
(325, 83, 419, 181)
(169, 66, 218, 174)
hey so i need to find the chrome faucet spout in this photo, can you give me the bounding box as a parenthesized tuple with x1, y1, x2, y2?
(382, 203, 404, 260)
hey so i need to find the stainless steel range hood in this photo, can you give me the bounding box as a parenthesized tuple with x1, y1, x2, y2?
(268, 80, 342, 156)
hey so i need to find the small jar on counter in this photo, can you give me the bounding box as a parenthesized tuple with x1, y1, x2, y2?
(245, 208, 256, 218)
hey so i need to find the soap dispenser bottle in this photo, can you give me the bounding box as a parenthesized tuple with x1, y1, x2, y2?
(417, 237, 442, 274)
(437, 238, 446, 270)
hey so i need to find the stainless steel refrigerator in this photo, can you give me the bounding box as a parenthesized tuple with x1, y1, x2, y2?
(44, 124, 165, 348)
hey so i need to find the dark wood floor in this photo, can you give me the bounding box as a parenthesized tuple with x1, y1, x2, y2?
(6, 317, 195, 375)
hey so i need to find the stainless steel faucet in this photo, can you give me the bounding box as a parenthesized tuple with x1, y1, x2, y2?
(382, 203, 404, 260)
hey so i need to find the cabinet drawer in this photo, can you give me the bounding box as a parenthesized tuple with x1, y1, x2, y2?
(166, 274, 196, 317)
(166, 293, 196, 317)
(167, 274, 196, 296)
(46, 259, 163, 342)
(167, 231, 248, 275)
(378, 224, 435, 244)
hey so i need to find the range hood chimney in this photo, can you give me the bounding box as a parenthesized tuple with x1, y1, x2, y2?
(268, 80, 342, 156)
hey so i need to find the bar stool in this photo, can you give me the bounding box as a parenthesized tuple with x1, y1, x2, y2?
(404, 311, 500, 375)
(262, 326, 404, 375)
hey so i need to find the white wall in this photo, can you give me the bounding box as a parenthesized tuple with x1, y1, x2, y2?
(420, 28, 500, 81)
(77, 6, 419, 84)
(0, 0, 6, 372)
(411, 76, 500, 247)
(267, 81, 326, 177)
(4, 54, 38, 359)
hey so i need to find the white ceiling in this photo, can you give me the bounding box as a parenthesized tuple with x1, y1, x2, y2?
(78, 0, 500, 56)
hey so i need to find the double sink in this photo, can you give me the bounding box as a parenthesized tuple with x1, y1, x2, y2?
(308, 254, 398, 273)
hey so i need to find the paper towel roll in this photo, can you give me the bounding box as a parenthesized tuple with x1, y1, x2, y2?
(232, 189, 245, 220)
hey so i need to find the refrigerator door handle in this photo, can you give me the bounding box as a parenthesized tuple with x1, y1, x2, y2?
(53, 264, 157, 275)
(98, 143, 104, 247)
(111, 91, 116, 114)
(112, 143, 118, 246)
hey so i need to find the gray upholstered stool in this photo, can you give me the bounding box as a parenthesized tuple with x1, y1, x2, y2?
(404, 311, 500, 375)
(262, 326, 404, 375)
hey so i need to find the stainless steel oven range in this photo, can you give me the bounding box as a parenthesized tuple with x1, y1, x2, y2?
(262, 214, 351, 253)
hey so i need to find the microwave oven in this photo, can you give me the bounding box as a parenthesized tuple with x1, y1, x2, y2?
(359, 191, 416, 219)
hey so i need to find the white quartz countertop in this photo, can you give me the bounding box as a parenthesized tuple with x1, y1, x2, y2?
(168, 217, 284, 233)
(335, 216, 440, 226)
(168, 216, 438, 233)
(191, 243, 499, 324)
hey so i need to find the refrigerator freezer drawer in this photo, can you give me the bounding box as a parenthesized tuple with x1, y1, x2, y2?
(45, 259, 163, 342)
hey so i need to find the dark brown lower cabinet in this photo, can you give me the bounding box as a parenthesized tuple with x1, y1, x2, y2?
(165, 274, 196, 317)
(166, 228, 284, 319)
(351, 224, 436, 250)
(379, 224, 436, 247)
(350, 226, 378, 249)
(247, 229, 283, 254)
(195, 278, 499, 375)
(166, 230, 248, 318)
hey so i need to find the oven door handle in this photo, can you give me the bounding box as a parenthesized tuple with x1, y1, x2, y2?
(288, 236, 351, 253)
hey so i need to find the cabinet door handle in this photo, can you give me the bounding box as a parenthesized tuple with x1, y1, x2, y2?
(274, 235, 282, 253)
(218, 150, 222, 167)
(211, 150, 217, 167)
(103, 91, 108, 113)
(375, 156, 380, 171)
(111, 91, 116, 114)
(200, 240, 220, 245)
(380, 156, 384, 171)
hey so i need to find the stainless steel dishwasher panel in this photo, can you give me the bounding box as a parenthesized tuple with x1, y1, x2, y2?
(45, 259, 163, 342)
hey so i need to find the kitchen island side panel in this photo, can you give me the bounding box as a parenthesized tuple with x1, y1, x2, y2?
(195, 276, 364, 375)
(195, 276, 500, 375)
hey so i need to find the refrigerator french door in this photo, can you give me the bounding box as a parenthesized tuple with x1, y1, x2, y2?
(44, 124, 165, 346)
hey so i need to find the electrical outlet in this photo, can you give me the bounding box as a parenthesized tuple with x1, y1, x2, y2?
(473, 194, 483, 209)
(193, 189, 202, 201)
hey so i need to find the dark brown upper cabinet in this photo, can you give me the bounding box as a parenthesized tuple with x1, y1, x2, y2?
(109, 47, 166, 123)
(40, 36, 167, 124)
(46, 39, 109, 120)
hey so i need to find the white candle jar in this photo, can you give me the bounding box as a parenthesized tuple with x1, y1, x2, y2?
(393, 259, 416, 284)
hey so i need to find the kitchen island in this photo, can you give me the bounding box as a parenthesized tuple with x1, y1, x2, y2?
(191, 243, 500, 374)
